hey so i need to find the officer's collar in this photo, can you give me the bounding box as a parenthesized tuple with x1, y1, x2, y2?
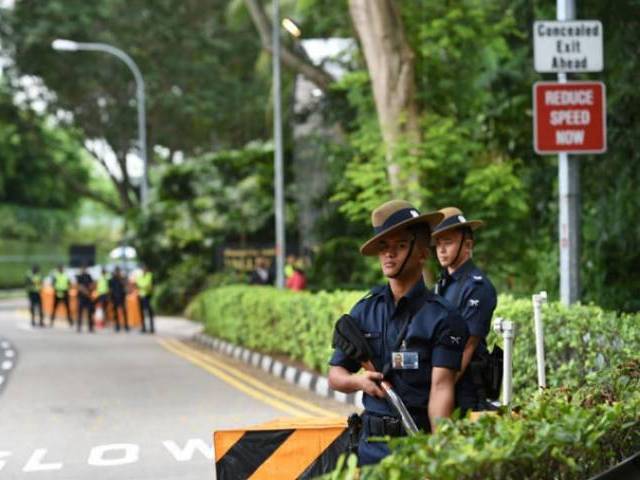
(383, 276, 427, 304)
(450, 259, 475, 280)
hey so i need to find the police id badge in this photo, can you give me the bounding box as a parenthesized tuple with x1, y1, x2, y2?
(391, 351, 419, 370)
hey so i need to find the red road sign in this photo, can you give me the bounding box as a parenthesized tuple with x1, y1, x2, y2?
(533, 81, 606, 154)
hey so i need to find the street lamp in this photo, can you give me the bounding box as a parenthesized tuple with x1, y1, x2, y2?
(272, 1, 286, 288)
(52, 39, 149, 209)
(281, 17, 302, 38)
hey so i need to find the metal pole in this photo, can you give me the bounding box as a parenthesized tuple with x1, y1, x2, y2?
(557, 0, 580, 305)
(494, 318, 516, 409)
(273, 0, 286, 288)
(532, 291, 548, 389)
(52, 41, 148, 209)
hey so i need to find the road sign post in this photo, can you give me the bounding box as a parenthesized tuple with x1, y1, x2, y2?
(532, 1, 607, 305)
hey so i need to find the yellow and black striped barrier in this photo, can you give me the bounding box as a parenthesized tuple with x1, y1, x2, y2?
(214, 417, 351, 479)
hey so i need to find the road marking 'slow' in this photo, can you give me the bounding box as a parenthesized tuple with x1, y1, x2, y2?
(1, 361, 12, 370)
(163, 339, 335, 417)
(159, 339, 335, 418)
(4, 350, 14, 358)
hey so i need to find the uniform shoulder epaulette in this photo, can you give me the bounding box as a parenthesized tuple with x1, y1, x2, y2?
(357, 285, 385, 303)
(471, 274, 484, 283)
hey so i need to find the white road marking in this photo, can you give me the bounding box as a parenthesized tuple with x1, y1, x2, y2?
(1, 361, 13, 370)
(162, 439, 213, 462)
(88, 444, 139, 467)
(0, 439, 215, 472)
(22, 449, 63, 472)
(0, 451, 11, 471)
(4, 350, 14, 358)
(0, 341, 9, 348)
(0, 376, 4, 385)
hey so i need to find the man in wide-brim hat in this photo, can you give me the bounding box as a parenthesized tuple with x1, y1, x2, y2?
(328, 200, 468, 466)
(432, 207, 497, 413)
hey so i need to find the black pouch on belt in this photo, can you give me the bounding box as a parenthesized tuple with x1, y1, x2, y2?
(366, 415, 403, 437)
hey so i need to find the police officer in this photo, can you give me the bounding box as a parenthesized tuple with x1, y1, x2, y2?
(432, 207, 497, 413)
(50, 264, 73, 327)
(75, 264, 95, 333)
(109, 266, 129, 332)
(26, 265, 44, 327)
(136, 265, 154, 334)
(328, 200, 468, 466)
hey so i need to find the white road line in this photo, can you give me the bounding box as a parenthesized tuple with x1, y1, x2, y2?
(1, 341, 9, 348)
(4, 350, 15, 358)
(0, 376, 4, 385)
(1, 361, 13, 370)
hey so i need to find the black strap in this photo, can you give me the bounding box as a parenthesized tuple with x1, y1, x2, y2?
(387, 233, 417, 279)
(381, 296, 423, 378)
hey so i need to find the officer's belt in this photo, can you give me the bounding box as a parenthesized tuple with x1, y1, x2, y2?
(364, 408, 430, 437)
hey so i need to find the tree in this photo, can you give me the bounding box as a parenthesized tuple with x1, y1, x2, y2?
(0, 81, 91, 211)
(1, 0, 271, 212)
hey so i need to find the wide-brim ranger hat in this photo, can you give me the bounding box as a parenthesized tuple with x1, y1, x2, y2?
(431, 207, 484, 238)
(360, 200, 444, 256)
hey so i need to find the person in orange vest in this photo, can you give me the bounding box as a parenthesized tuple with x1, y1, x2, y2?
(136, 265, 154, 334)
(25, 265, 44, 327)
(50, 264, 73, 327)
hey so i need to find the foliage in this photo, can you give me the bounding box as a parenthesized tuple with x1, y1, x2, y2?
(152, 257, 211, 314)
(0, 83, 89, 210)
(187, 285, 363, 372)
(1, 0, 271, 211)
(132, 142, 289, 305)
(344, 361, 640, 480)
(307, 237, 382, 291)
(187, 286, 640, 388)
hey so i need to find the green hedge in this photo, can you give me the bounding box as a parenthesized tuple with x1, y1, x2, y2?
(187, 286, 640, 383)
(187, 285, 363, 372)
(332, 361, 640, 480)
(187, 286, 640, 478)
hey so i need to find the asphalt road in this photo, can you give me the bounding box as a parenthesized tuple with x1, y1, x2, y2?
(0, 298, 349, 479)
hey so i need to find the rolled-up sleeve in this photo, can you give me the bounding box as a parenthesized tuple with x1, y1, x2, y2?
(460, 283, 497, 338)
(431, 311, 468, 370)
(329, 348, 360, 372)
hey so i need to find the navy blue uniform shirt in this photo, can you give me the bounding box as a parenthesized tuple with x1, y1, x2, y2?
(329, 278, 468, 417)
(435, 259, 497, 400)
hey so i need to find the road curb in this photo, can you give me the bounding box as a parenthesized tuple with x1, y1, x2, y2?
(192, 332, 363, 409)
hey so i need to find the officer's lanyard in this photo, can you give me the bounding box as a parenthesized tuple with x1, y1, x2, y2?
(382, 297, 421, 378)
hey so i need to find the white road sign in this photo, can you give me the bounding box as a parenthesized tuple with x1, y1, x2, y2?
(534, 20, 603, 72)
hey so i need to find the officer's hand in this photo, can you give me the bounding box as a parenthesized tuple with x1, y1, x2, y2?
(359, 371, 385, 398)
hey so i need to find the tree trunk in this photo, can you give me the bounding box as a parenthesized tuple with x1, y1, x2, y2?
(349, 0, 422, 197)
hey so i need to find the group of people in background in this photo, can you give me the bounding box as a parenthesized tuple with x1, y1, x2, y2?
(25, 264, 155, 334)
(248, 254, 307, 291)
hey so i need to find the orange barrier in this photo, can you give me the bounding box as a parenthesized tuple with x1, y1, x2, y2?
(127, 291, 142, 328)
(214, 417, 350, 480)
(41, 286, 142, 328)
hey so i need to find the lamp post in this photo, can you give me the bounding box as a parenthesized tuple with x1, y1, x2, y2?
(52, 39, 149, 209)
(272, 1, 286, 288)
